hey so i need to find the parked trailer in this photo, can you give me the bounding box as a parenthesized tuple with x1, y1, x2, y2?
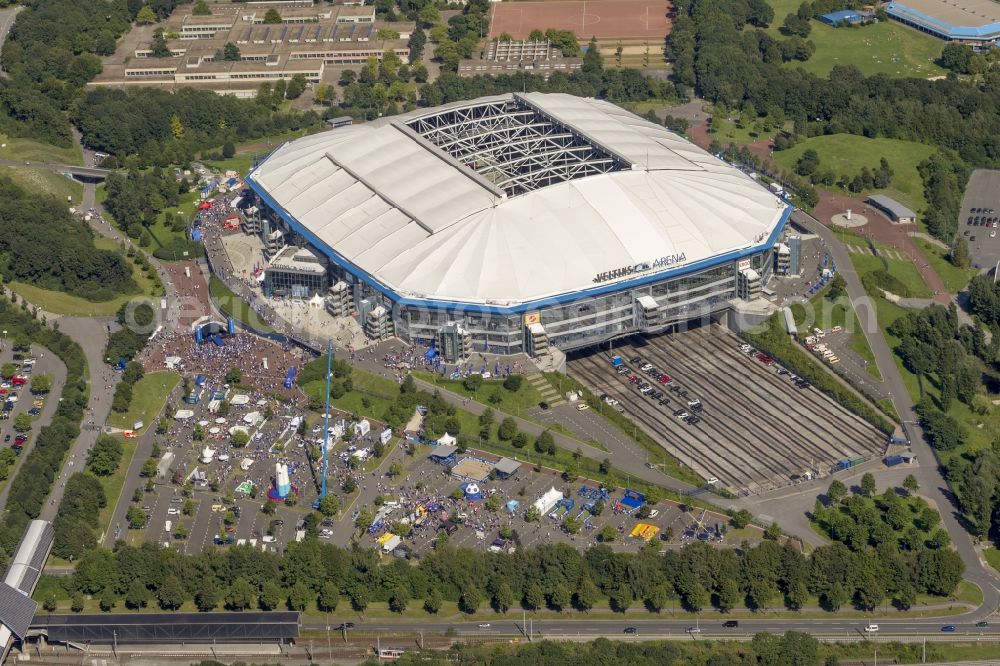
(885, 455, 904, 467)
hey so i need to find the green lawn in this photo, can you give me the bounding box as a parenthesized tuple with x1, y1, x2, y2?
(706, 114, 781, 147)
(149, 189, 202, 248)
(985, 547, 1000, 575)
(208, 275, 276, 334)
(0, 135, 83, 165)
(0, 166, 83, 203)
(415, 372, 545, 416)
(914, 239, 976, 294)
(106, 371, 180, 432)
(849, 245, 934, 298)
(793, 21, 946, 78)
(95, 436, 139, 537)
(8, 244, 163, 316)
(772, 134, 936, 213)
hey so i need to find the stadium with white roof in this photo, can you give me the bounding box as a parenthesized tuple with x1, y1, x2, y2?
(244, 92, 792, 359)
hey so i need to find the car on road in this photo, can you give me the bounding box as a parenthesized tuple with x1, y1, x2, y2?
(941, 625, 956, 632)
(976, 621, 989, 627)
(686, 626, 701, 634)
(623, 627, 638, 634)
(477, 623, 491, 629)
(864, 624, 879, 633)
(576, 403, 589, 411)
(723, 620, 739, 628)
(167, 508, 179, 515)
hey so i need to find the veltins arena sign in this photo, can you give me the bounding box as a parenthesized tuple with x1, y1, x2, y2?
(592, 253, 688, 284)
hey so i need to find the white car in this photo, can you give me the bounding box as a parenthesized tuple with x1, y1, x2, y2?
(262, 535, 277, 543)
(706, 476, 720, 485)
(686, 627, 702, 634)
(649, 509, 659, 518)
(576, 403, 589, 411)
(675, 411, 689, 420)
(167, 508, 179, 515)
(865, 624, 879, 633)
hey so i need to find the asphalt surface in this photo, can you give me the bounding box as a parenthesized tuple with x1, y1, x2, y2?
(0, 347, 66, 511)
(303, 614, 1000, 639)
(792, 209, 1000, 615)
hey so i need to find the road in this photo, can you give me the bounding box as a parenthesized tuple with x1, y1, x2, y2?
(0, 347, 66, 511)
(303, 614, 1000, 639)
(792, 209, 1000, 612)
(38, 318, 120, 522)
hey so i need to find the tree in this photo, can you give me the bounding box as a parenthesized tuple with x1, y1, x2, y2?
(598, 524, 616, 542)
(225, 366, 243, 384)
(423, 587, 443, 613)
(314, 83, 336, 106)
(99, 587, 117, 611)
(260, 581, 282, 610)
(459, 588, 481, 614)
(574, 578, 599, 612)
(125, 580, 150, 609)
(764, 522, 782, 540)
(87, 435, 123, 476)
(158, 575, 186, 610)
(231, 430, 250, 448)
(288, 581, 311, 611)
(318, 494, 340, 517)
(351, 587, 369, 612)
(389, 586, 409, 613)
(0, 363, 15, 379)
(126, 506, 147, 528)
(523, 581, 544, 610)
(318, 581, 340, 612)
(903, 474, 919, 494)
(582, 36, 603, 73)
(227, 577, 256, 611)
(549, 584, 571, 611)
(193, 0, 212, 15)
(136, 6, 158, 24)
(824, 582, 848, 611)
(13, 412, 31, 433)
(827, 479, 847, 503)
(195, 579, 219, 611)
(30, 373, 52, 393)
(731, 509, 753, 528)
(951, 237, 971, 269)
(263, 8, 282, 24)
(497, 417, 517, 441)
(646, 584, 669, 613)
(860, 472, 877, 497)
(490, 580, 515, 613)
(285, 73, 308, 100)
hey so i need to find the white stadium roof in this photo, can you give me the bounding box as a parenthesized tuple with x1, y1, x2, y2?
(248, 93, 788, 307)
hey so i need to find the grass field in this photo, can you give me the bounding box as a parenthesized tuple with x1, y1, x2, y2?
(707, 114, 780, 147)
(95, 436, 139, 537)
(796, 22, 945, 78)
(985, 547, 1000, 575)
(772, 134, 935, 212)
(914, 239, 976, 294)
(9, 246, 162, 316)
(0, 166, 83, 203)
(760, 0, 944, 78)
(106, 371, 180, 432)
(0, 135, 83, 165)
(850, 246, 934, 298)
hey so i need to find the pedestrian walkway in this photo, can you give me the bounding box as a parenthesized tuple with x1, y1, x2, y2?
(527, 373, 564, 407)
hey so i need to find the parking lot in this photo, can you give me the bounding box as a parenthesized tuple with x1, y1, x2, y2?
(960, 168, 1000, 271)
(353, 447, 773, 558)
(567, 325, 885, 494)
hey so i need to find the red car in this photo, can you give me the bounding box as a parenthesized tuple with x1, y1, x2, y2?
(14, 434, 27, 445)
(658, 374, 671, 384)
(10, 376, 26, 386)
(628, 375, 640, 383)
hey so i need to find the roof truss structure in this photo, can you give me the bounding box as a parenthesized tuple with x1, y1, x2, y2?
(406, 98, 630, 196)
